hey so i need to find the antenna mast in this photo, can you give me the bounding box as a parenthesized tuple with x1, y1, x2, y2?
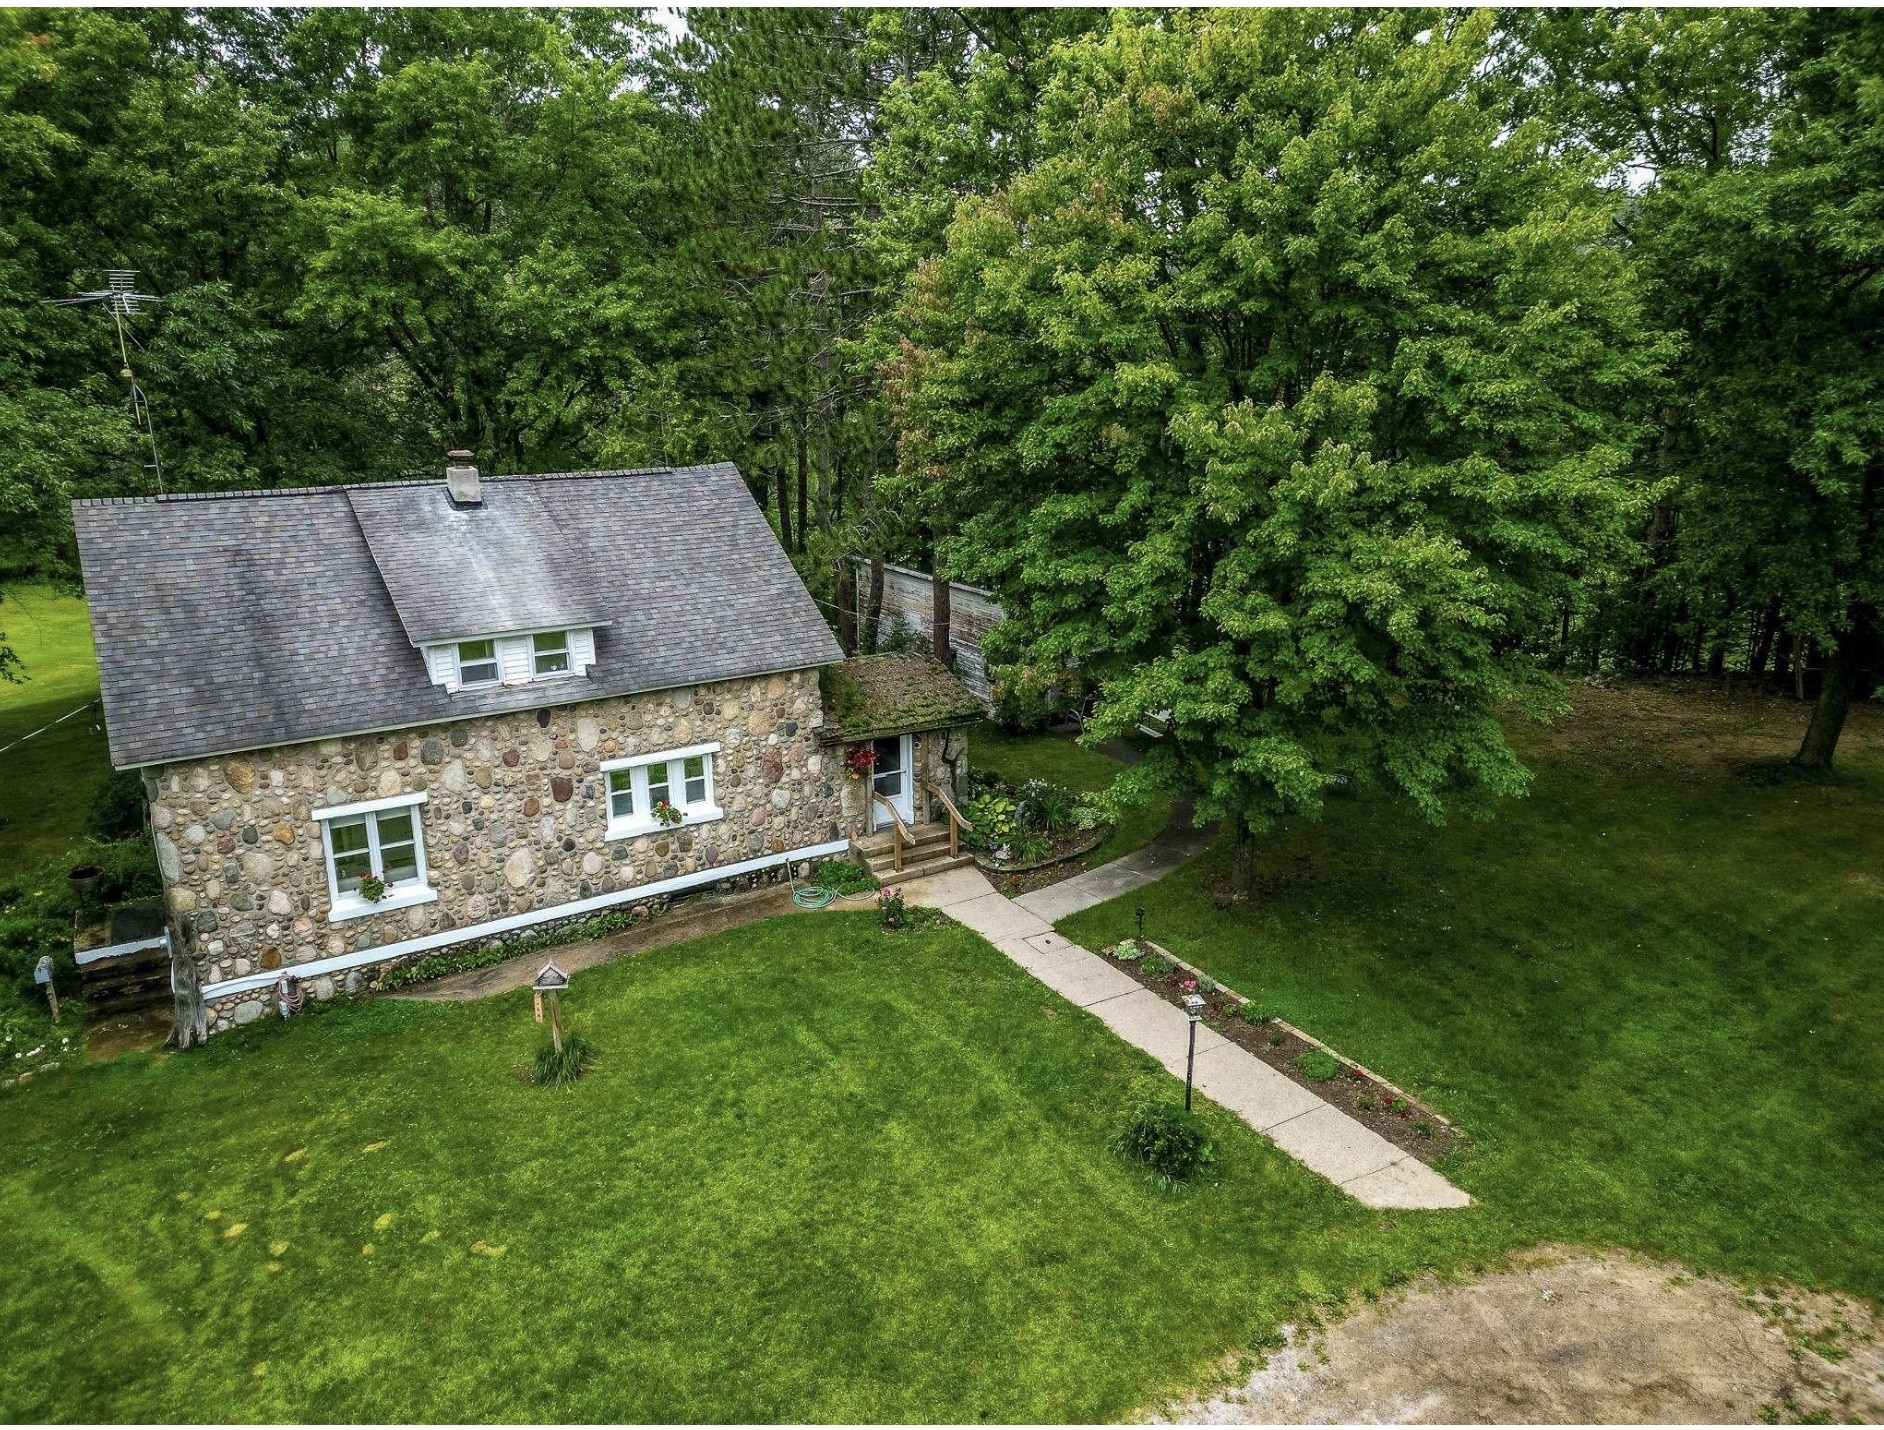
(48, 270, 165, 492)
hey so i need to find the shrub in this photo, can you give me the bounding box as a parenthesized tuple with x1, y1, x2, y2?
(1112, 938, 1142, 962)
(811, 859, 878, 895)
(86, 769, 148, 843)
(1072, 804, 1106, 832)
(1111, 1091, 1217, 1187)
(1195, 975, 1220, 996)
(876, 885, 908, 930)
(1140, 952, 1175, 977)
(961, 792, 1021, 851)
(531, 1029, 596, 1088)
(1295, 1049, 1342, 1082)
(1237, 1002, 1271, 1025)
(1267, 1029, 1286, 1046)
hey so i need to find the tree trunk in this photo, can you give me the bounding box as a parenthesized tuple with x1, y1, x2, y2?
(1231, 813, 1255, 901)
(773, 455, 794, 553)
(931, 549, 954, 669)
(1749, 597, 1782, 680)
(836, 558, 857, 654)
(794, 418, 809, 555)
(1795, 610, 1873, 769)
(862, 555, 885, 651)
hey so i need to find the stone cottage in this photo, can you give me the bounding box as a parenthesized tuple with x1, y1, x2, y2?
(73, 458, 981, 1034)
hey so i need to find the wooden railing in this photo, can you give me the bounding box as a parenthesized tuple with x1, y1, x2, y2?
(871, 791, 913, 872)
(920, 780, 974, 859)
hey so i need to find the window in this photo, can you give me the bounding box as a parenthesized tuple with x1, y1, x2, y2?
(457, 639, 499, 687)
(315, 794, 436, 922)
(601, 743, 723, 839)
(532, 630, 570, 676)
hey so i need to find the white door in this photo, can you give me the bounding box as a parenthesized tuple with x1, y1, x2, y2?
(871, 735, 915, 830)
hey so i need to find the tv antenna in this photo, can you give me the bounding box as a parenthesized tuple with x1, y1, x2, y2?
(48, 270, 165, 492)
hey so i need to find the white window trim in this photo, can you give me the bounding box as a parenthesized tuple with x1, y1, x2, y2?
(454, 639, 501, 689)
(531, 630, 573, 679)
(601, 742, 724, 841)
(314, 793, 436, 924)
(311, 791, 432, 822)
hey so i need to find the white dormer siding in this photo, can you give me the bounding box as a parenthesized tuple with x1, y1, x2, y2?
(422, 627, 598, 694)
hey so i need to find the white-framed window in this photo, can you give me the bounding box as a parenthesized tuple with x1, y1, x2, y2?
(313, 793, 439, 923)
(456, 638, 499, 687)
(602, 743, 723, 840)
(532, 630, 570, 677)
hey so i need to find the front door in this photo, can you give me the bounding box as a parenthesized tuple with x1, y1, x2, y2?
(871, 734, 915, 830)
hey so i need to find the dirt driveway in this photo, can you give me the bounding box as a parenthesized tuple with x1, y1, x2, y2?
(1155, 1248, 1882, 1424)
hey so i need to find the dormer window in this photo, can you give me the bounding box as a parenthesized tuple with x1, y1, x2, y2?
(533, 630, 571, 677)
(422, 626, 596, 693)
(457, 639, 499, 687)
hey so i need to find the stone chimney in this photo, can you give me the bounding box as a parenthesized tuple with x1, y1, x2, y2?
(445, 450, 481, 506)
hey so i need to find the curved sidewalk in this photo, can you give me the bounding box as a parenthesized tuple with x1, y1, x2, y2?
(904, 864, 1470, 1211)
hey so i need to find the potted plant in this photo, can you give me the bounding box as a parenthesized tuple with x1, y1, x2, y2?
(67, 864, 103, 910)
(842, 746, 878, 781)
(359, 873, 391, 904)
(651, 798, 684, 828)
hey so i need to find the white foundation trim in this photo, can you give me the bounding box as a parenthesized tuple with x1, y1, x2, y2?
(199, 837, 851, 1002)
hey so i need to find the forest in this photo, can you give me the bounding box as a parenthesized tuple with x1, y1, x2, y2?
(1, 7, 1879, 875)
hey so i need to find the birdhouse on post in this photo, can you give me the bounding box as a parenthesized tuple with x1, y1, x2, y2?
(532, 960, 570, 1053)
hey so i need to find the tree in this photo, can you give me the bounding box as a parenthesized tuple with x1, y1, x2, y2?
(893, 9, 1671, 894)
(1625, 11, 1884, 767)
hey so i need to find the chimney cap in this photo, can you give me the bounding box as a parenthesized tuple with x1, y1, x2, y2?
(445, 452, 481, 506)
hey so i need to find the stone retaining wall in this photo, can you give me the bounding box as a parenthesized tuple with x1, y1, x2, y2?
(146, 668, 836, 1032)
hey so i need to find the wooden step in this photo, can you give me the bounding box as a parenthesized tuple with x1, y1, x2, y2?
(861, 850, 977, 883)
(855, 824, 952, 858)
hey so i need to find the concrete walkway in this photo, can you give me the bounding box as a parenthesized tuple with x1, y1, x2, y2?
(1013, 816, 1216, 922)
(903, 865, 1470, 1211)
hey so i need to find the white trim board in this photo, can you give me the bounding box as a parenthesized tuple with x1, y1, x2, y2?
(199, 837, 851, 1002)
(74, 931, 170, 968)
(311, 790, 430, 822)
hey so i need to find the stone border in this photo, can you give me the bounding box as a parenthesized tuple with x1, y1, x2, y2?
(1142, 940, 1460, 1136)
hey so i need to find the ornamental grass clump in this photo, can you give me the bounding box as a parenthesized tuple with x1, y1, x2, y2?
(531, 1029, 596, 1088)
(1111, 1090, 1216, 1188)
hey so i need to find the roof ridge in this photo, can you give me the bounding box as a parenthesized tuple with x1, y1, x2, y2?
(69, 465, 721, 508)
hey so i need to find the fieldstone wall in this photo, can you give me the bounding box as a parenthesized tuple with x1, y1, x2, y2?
(144, 668, 836, 1032)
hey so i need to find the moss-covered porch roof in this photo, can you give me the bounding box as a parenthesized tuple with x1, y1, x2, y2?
(819, 653, 986, 744)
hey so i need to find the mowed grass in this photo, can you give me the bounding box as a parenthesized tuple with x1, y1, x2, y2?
(971, 721, 1173, 864)
(0, 584, 112, 873)
(1062, 680, 1884, 1303)
(0, 913, 1501, 1424)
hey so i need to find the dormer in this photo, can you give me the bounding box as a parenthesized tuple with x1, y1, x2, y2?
(346, 453, 617, 698)
(421, 627, 600, 693)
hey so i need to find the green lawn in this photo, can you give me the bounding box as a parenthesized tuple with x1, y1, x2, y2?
(971, 721, 1174, 864)
(1062, 681, 1884, 1304)
(0, 913, 1494, 1423)
(0, 584, 112, 873)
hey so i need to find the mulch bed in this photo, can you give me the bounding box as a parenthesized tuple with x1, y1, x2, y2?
(1098, 939, 1463, 1164)
(979, 825, 1113, 898)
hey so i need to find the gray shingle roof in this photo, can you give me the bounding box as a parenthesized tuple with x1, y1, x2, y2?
(347, 482, 614, 644)
(73, 463, 844, 768)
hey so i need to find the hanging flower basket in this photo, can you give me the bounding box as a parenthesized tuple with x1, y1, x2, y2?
(842, 746, 878, 781)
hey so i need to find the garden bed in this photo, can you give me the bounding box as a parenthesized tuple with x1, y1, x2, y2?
(974, 823, 1111, 890)
(1098, 939, 1462, 1164)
